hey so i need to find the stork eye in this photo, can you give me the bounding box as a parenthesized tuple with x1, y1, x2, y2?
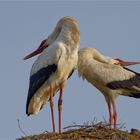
(45, 44, 49, 49)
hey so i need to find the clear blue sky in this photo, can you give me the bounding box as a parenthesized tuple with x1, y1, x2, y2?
(0, 1, 140, 139)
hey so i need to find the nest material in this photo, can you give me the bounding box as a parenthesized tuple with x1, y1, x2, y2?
(17, 122, 140, 140)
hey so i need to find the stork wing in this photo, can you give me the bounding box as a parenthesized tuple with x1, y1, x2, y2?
(79, 57, 140, 97)
(26, 45, 62, 115)
(26, 64, 57, 114)
(106, 67, 140, 90)
(106, 67, 140, 98)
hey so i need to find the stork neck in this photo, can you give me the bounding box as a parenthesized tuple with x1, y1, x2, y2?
(56, 25, 80, 48)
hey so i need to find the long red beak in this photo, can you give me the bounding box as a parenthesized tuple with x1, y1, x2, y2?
(23, 39, 48, 60)
(114, 58, 140, 66)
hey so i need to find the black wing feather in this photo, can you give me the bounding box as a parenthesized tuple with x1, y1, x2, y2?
(107, 67, 140, 90)
(26, 64, 57, 115)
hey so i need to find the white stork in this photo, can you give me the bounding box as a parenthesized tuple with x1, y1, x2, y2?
(78, 47, 140, 129)
(24, 16, 80, 133)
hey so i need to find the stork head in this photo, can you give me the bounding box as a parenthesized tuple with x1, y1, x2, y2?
(47, 16, 80, 46)
(23, 39, 48, 60)
(24, 16, 80, 60)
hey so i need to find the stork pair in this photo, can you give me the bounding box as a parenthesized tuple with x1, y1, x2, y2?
(24, 16, 140, 133)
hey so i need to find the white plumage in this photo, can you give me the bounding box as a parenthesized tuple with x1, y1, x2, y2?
(28, 42, 78, 113)
(24, 16, 80, 133)
(78, 47, 140, 128)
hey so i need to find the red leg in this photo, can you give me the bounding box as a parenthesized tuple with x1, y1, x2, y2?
(50, 85, 55, 132)
(107, 101, 113, 129)
(112, 101, 117, 129)
(58, 84, 63, 133)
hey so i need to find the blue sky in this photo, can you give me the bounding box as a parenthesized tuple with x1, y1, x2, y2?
(0, 1, 140, 139)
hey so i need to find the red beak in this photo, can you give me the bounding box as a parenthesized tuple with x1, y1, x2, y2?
(23, 39, 48, 60)
(114, 58, 140, 66)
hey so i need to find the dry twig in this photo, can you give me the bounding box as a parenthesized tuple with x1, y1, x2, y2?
(17, 119, 27, 137)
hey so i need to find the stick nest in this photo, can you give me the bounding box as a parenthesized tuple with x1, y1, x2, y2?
(17, 121, 140, 140)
